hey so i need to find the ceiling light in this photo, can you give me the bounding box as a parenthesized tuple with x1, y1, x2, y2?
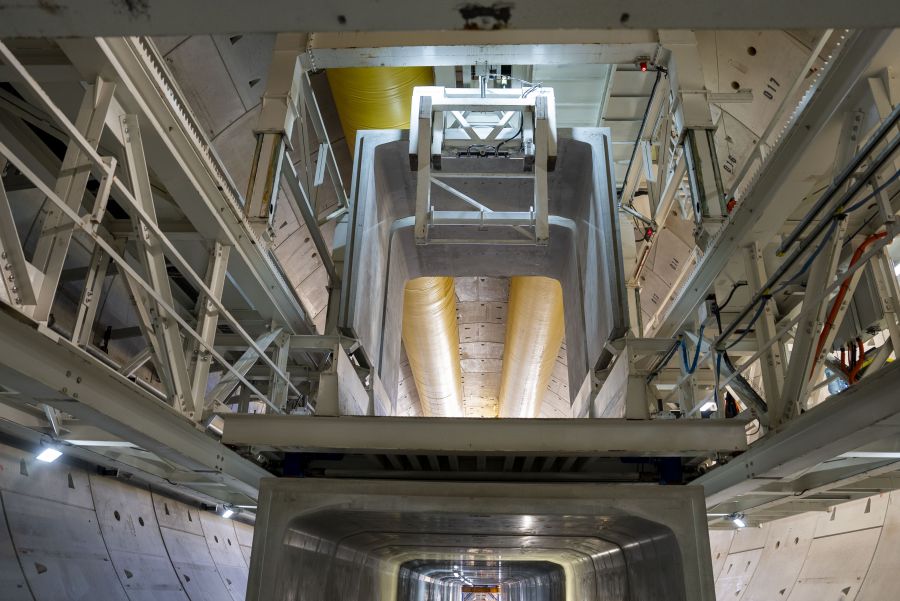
(894, 262, 900, 277)
(218, 504, 238, 519)
(699, 400, 717, 412)
(36, 447, 62, 463)
(728, 512, 747, 528)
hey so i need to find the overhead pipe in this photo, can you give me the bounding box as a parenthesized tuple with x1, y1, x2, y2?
(326, 66, 466, 417)
(498, 276, 565, 418)
(402, 277, 465, 417)
(326, 66, 433, 154)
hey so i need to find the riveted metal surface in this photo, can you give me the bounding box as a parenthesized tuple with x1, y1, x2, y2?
(90, 476, 189, 601)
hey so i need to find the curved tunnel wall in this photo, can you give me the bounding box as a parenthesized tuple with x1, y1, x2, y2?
(12, 433, 900, 601)
(0, 442, 253, 601)
(709, 490, 900, 601)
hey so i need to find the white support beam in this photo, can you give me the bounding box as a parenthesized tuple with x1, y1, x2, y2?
(204, 327, 284, 410)
(120, 113, 195, 416)
(2, 1, 899, 36)
(0, 306, 269, 501)
(779, 218, 848, 425)
(31, 78, 114, 322)
(191, 241, 231, 412)
(533, 95, 550, 244)
(696, 361, 900, 511)
(653, 30, 891, 338)
(743, 242, 785, 403)
(221, 414, 747, 455)
(72, 244, 111, 347)
(0, 170, 36, 307)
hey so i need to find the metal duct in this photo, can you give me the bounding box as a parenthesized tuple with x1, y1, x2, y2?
(325, 66, 434, 154)
(499, 276, 565, 418)
(402, 277, 465, 417)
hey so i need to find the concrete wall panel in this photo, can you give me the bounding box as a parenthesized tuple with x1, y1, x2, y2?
(90, 476, 189, 601)
(855, 490, 900, 601)
(0, 444, 251, 601)
(739, 513, 818, 601)
(714, 548, 762, 600)
(199, 512, 248, 601)
(0, 495, 33, 600)
(786, 528, 880, 601)
(3, 491, 129, 601)
(707, 529, 734, 581)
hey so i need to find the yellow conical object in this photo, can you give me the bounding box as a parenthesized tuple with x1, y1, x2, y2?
(326, 66, 434, 154)
(401, 277, 465, 417)
(498, 276, 565, 418)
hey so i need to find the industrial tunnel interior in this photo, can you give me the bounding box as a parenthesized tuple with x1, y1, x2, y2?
(248, 480, 702, 601)
(273, 511, 680, 601)
(0, 7, 900, 601)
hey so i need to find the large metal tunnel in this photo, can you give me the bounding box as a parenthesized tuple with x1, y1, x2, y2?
(246, 479, 715, 601)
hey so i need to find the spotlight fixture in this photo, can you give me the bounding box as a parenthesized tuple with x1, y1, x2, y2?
(36, 446, 62, 463)
(218, 504, 238, 520)
(728, 512, 747, 529)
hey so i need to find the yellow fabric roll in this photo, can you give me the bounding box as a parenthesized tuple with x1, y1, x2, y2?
(326, 66, 434, 154)
(401, 277, 465, 417)
(498, 276, 565, 418)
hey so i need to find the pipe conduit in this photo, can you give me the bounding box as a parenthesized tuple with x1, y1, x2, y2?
(402, 276, 465, 417)
(499, 276, 565, 418)
(326, 66, 433, 154)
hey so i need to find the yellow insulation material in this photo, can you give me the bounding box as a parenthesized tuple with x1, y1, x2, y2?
(401, 277, 465, 417)
(326, 66, 434, 154)
(498, 276, 565, 418)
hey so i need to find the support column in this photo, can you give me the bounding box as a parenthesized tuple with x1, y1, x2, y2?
(244, 34, 305, 239)
(32, 79, 115, 322)
(190, 241, 231, 416)
(0, 163, 35, 309)
(779, 218, 848, 425)
(120, 113, 194, 415)
(72, 244, 112, 347)
(744, 242, 786, 404)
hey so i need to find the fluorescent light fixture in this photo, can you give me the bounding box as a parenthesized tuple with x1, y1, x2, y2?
(699, 400, 718, 412)
(840, 451, 900, 459)
(36, 447, 62, 463)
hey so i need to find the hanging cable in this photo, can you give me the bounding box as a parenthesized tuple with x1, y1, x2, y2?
(810, 231, 888, 379)
(679, 324, 706, 374)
